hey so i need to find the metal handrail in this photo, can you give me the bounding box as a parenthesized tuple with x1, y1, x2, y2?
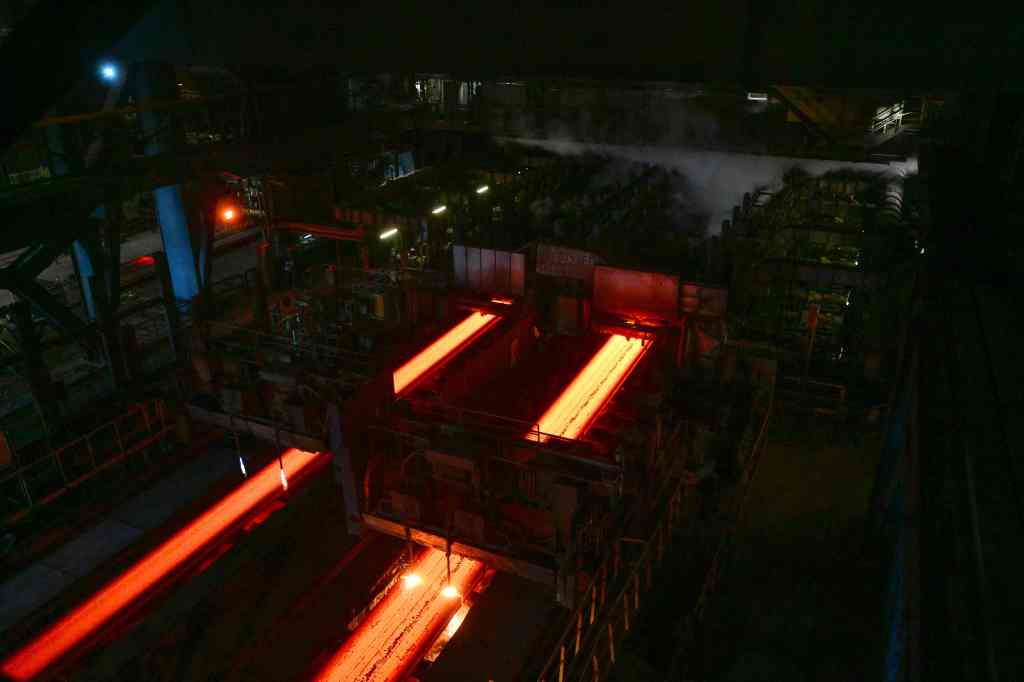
(206, 320, 375, 374)
(1, 400, 174, 524)
(666, 381, 774, 681)
(532, 447, 697, 682)
(402, 395, 570, 442)
(531, 378, 774, 682)
(395, 396, 620, 473)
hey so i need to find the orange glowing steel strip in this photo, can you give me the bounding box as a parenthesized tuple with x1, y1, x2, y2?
(528, 335, 648, 443)
(314, 549, 485, 682)
(392, 312, 499, 396)
(1, 448, 323, 682)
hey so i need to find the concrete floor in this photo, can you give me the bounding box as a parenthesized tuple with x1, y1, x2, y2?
(0, 448, 239, 634)
(608, 412, 881, 682)
(706, 415, 882, 682)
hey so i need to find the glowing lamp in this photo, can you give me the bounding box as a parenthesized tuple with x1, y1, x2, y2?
(431, 205, 447, 215)
(440, 585, 460, 599)
(380, 228, 399, 240)
(402, 573, 423, 589)
(475, 185, 489, 194)
(98, 62, 118, 82)
(221, 208, 237, 222)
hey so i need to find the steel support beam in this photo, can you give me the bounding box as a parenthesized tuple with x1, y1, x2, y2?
(10, 301, 60, 438)
(326, 402, 361, 536)
(186, 405, 326, 452)
(9, 242, 64, 280)
(71, 241, 99, 321)
(0, 272, 97, 354)
(275, 221, 365, 241)
(151, 251, 185, 368)
(362, 513, 556, 587)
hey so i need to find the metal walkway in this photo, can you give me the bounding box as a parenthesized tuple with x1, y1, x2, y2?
(0, 448, 238, 634)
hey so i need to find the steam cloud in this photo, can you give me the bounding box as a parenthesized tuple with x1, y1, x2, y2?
(503, 138, 917, 234)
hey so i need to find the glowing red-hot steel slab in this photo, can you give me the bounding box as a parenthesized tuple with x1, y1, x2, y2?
(392, 312, 499, 396)
(528, 334, 649, 443)
(314, 549, 485, 682)
(0, 448, 323, 682)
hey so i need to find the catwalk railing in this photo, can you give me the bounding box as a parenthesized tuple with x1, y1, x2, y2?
(666, 380, 775, 680)
(531, 378, 774, 682)
(0, 400, 175, 524)
(363, 413, 621, 561)
(531, 452, 697, 682)
(395, 397, 615, 467)
(205, 320, 376, 381)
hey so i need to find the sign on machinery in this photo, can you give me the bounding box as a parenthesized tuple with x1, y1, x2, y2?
(536, 243, 600, 282)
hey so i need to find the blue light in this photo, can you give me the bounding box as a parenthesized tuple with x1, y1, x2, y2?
(99, 62, 118, 82)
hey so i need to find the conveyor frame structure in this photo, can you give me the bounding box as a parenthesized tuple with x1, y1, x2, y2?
(363, 323, 663, 606)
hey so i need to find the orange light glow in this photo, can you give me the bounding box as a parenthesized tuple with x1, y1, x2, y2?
(392, 312, 499, 396)
(528, 334, 649, 443)
(402, 573, 423, 589)
(0, 448, 323, 682)
(314, 549, 485, 682)
(222, 207, 237, 221)
(490, 297, 514, 305)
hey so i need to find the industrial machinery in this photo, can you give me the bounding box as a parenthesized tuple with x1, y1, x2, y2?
(0, 232, 768, 682)
(312, 548, 487, 682)
(352, 247, 713, 608)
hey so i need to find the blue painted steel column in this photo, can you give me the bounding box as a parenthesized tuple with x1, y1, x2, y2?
(71, 242, 98, 320)
(137, 63, 199, 301)
(152, 187, 198, 300)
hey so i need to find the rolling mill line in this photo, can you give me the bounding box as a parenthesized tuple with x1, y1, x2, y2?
(306, 320, 655, 682)
(0, 449, 327, 681)
(4, 1, 1018, 678)
(0, 13, 859, 674)
(1, 312, 508, 682)
(0, 250, 748, 682)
